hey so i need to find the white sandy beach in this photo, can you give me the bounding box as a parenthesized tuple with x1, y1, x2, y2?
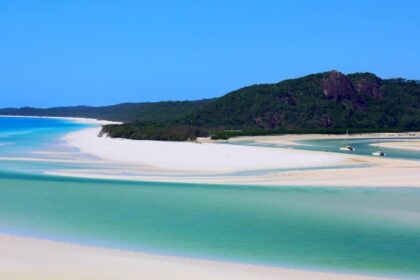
(63, 127, 343, 173)
(3, 118, 420, 280)
(54, 127, 420, 187)
(0, 234, 387, 280)
(373, 141, 420, 151)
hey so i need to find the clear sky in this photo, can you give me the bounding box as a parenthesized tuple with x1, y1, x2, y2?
(1, 0, 419, 108)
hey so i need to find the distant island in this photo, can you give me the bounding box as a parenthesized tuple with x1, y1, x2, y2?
(1, 70, 419, 140)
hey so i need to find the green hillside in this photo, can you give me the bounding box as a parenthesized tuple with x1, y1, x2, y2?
(2, 71, 420, 140)
(0, 100, 214, 123)
(103, 71, 420, 140)
(185, 71, 419, 130)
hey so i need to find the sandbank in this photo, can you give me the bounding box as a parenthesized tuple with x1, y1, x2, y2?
(372, 141, 420, 151)
(57, 127, 420, 187)
(63, 127, 343, 173)
(0, 234, 387, 280)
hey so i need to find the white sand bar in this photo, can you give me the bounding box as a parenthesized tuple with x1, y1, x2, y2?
(0, 234, 387, 280)
(64, 128, 342, 173)
(59, 128, 420, 187)
(373, 141, 420, 151)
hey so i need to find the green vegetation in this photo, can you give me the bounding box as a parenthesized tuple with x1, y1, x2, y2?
(102, 71, 420, 140)
(185, 73, 420, 131)
(0, 100, 214, 122)
(208, 127, 411, 140)
(2, 71, 420, 141)
(102, 122, 208, 141)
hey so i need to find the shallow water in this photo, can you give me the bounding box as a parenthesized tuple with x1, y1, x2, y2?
(298, 138, 420, 161)
(1, 117, 420, 278)
(0, 117, 89, 157)
(233, 137, 420, 161)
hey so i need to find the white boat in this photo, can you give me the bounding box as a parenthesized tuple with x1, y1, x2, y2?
(339, 145, 356, 151)
(372, 150, 386, 157)
(372, 141, 386, 156)
(339, 130, 355, 151)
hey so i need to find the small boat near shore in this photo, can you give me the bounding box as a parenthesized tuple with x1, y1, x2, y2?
(372, 141, 386, 156)
(339, 130, 356, 151)
(339, 145, 356, 151)
(372, 150, 386, 157)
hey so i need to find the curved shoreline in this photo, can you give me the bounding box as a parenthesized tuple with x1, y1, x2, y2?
(58, 126, 420, 188)
(371, 141, 420, 151)
(0, 234, 389, 280)
(63, 127, 344, 173)
(2, 116, 420, 279)
(0, 114, 121, 125)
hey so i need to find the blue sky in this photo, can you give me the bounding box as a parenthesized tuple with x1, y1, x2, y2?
(1, 1, 419, 108)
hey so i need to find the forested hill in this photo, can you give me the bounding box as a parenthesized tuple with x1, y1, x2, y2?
(2, 70, 420, 140)
(186, 71, 420, 131)
(101, 71, 420, 140)
(0, 100, 214, 122)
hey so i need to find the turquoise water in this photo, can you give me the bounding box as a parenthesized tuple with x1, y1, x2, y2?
(233, 137, 420, 161)
(0, 117, 97, 173)
(0, 117, 89, 157)
(1, 117, 420, 278)
(298, 138, 420, 161)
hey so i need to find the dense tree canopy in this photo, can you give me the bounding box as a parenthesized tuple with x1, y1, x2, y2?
(2, 71, 419, 141)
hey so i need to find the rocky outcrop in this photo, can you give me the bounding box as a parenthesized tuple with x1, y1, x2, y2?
(322, 70, 384, 101)
(352, 74, 383, 98)
(322, 71, 357, 101)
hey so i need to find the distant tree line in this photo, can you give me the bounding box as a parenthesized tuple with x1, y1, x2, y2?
(2, 71, 419, 141)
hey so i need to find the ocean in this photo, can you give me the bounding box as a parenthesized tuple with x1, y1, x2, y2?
(0, 116, 420, 278)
